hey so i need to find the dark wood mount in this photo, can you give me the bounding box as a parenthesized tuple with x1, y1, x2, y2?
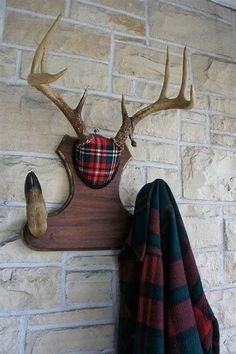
(22, 135, 132, 251)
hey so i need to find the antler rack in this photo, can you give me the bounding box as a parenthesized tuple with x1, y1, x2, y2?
(114, 47, 195, 149)
(27, 14, 92, 145)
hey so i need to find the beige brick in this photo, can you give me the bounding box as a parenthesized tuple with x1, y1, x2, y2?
(179, 204, 220, 218)
(4, 13, 110, 60)
(223, 205, 236, 216)
(210, 115, 236, 133)
(66, 255, 117, 269)
(112, 76, 132, 95)
(0, 83, 78, 153)
(181, 111, 207, 123)
(66, 271, 112, 304)
(221, 330, 236, 353)
(8, 0, 65, 15)
(71, 2, 145, 36)
(0, 46, 16, 78)
(21, 52, 108, 91)
(149, 2, 234, 58)
(130, 140, 177, 164)
(195, 251, 223, 288)
(0, 206, 25, 244)
(181, 122, 206, 143)
(0, 317, 19, 354)
(84, 95, 140, 133)
(182, 147, 236, 201)
(135, 110, 177, 140)
(225, 219, 236, 251)
(92, 0, 145, 17)
(119, 164, 146, 206)
(184, 218, 222, 249)
(192, 54, 236, 97)
(29, 307, 113, 326)
(135, 81, 179, 101)
(114, 43, 184, 84)
(146, 169, 179, 197)
(225, 252, 236, 283)
(26, 325, 114, 354)
(0, 206, 61, 263)
(211, 133, 236, 147)
(0, 268, 60, 310)
(207, 288, 236, 328)
(0, 155, 69, 203)
(194, 94, 209, 111)
(0, 238, 62, 263)
(209, 96, 236, 116)
(168, 0, 232, 21)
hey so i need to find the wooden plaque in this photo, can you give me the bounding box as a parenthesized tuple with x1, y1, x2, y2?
(22, 135, 132, 251)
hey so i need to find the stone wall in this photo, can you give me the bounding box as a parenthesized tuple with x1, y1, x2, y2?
(0, 0, 236, 353)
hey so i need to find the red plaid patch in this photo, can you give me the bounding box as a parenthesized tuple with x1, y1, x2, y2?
(73, 135, 121, 188)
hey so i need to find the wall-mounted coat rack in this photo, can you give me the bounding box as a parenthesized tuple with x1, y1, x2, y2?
(21, 14, 195, 251)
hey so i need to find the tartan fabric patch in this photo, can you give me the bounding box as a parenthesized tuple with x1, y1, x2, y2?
(118, 179, 219, 354)
(73, 135, 121, 188)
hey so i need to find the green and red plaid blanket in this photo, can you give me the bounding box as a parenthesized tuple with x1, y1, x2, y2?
(118, 179, 219, 354)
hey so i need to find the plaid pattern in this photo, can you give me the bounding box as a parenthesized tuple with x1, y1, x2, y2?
(118, 179, 219, 354)
(73, 135, 121, 188)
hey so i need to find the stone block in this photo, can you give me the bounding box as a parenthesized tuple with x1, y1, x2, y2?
(25, 324, 114, 354)
(29, 307, 113, 326)
(168, 0, 232, 21)
(135, 81, 179, 100)
(225, 219, 236, 251)
(0, 268, 60, 311)
(195, 251, 223, 288)
(210, 115, 236, 133)
(0, 155, 69, 203)
(114, 42, 183, 84)
(225, 252, 236, 283)
(211, 133, 236, 147)
(182, 147, 236, 201)
(0, 317, 19, 354)
(112, 76, 132, 96)
(179, 204, 220, 218)
(149, 2, 234, 58)
(119, 164, 146, 206)
(181, 122, 206, 143)
(134, 110, 177, 140)
(192, 54, 236, 97)
(4, 13, 110, 60)
(207, 288, 236, 328)
(221, 330, 236, 354)
(209, 96, 236, 116)
(146, 168, 179, 197)
(66, 255, 117, 270)
(66, 271, 112, 304)
(0, 46, 16, 78)
(71, 2, 145, 36)
(0, 83, 77, 153)
(92, 0, 145, 17)
(21, 52, 108, 91)
(181, 111, 207, 123)
(130, 140, 177, 164)
(8, 0, 65, 15)
(184, 217, 222, 249)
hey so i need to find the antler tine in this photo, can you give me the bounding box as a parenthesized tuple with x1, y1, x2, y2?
(159, 46, 170, 100)
(114, 47, 195, 149)
(27, 15, 92, 145)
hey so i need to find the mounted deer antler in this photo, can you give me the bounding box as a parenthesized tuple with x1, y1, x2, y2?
(23, 14, 195, 245)
(27, 14, 92, 145)
(114, 47, 195, 149)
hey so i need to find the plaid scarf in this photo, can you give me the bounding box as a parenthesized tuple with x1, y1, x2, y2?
(118, 179, 219, 354)
(73, 135, 121, 188)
